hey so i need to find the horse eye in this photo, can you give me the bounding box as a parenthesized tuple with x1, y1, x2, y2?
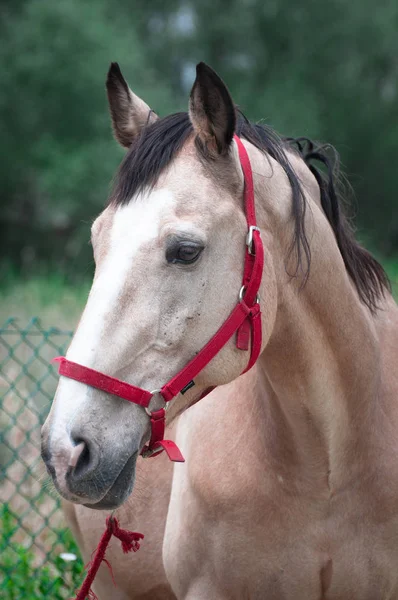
(166, 242, 203, 265)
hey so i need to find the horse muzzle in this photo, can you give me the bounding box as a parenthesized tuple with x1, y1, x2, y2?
(41, 424, 139, 508)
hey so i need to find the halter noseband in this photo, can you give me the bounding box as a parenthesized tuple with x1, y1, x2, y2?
(53, 135, 264, 462)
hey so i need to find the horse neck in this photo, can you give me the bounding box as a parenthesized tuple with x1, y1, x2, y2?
(253, 150, 381, 486)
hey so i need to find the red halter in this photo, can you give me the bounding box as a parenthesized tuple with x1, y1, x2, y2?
(53, 135, 264, 462)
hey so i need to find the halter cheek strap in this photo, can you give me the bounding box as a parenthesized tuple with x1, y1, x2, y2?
(52, 135, 264, 462)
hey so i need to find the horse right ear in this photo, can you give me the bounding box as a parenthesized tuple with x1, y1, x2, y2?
(106, 63, 158, 148)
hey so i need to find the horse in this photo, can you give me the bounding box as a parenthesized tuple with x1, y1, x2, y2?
(41, 61, 398, 599)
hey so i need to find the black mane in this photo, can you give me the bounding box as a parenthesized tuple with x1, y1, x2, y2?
(287, 136, 390, 311)
(111, 111, 390, 312)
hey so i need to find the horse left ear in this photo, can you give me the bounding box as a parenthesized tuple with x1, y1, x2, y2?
(106, 62, 158, 148)
(189, 62, 236, 155)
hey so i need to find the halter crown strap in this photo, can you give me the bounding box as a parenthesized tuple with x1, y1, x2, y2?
(52, 134, 264, 462)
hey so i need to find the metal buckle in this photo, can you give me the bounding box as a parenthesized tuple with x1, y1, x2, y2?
(246, 226, 260, 255)
(145, 389, 168, 416)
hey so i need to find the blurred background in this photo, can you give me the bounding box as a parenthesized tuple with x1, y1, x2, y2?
(0, 2, 398, 597)
(1, 0, 398, 328)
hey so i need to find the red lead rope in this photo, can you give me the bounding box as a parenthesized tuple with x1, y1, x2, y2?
(52, 135, 264, 598)
(74, 517, 143, 600)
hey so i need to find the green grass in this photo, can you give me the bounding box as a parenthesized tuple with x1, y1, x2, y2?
(1, 503, 84, 600)
(0, 273, 90, 331)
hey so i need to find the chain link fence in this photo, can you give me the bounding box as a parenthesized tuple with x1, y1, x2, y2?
(0, 318, 84, 598)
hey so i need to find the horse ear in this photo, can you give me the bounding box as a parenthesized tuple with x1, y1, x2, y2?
(106, 62, 158, 148)
(189, 62, 236, 155)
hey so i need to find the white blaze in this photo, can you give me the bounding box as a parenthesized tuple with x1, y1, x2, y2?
(51, 189, 176, 428)
(67, 189, 176, 366)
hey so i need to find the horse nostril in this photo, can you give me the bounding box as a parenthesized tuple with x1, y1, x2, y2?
(68, 441, 86, 468)
(68, 438, 95, 481)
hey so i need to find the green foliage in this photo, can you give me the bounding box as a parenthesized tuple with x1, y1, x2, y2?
(0, 0, 175, 274)
(1, 0, 397, 275)
(1, 503, 84, 600)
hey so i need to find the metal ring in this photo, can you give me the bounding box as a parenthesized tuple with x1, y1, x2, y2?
(145, 389, 168, 416)
(150, 388, 162, 396)
(239, 285, 260, 305)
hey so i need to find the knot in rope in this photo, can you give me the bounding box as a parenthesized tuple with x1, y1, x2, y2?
(74, 516, 144, 600)
(105, 515, 144, 554)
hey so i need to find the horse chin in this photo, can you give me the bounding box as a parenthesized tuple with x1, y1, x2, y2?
(82, 451, 138, 510)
